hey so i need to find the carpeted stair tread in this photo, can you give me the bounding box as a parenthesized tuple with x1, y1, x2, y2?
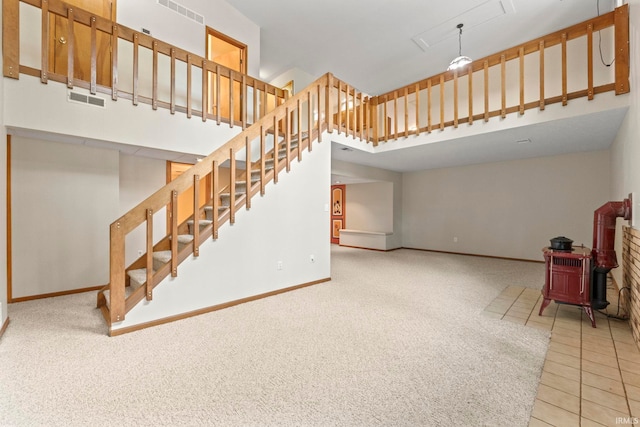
(153, 250, 172, 264)
(169, 234, 194, 244)
(127, 268, 153, 286)
(186, 219, 213, 226)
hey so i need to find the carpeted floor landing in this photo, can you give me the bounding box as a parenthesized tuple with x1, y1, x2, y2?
(0, 246, 549, 426)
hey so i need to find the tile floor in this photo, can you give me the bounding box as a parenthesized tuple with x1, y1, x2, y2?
(483, 284, 640, 427)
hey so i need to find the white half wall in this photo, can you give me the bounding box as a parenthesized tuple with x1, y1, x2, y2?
(11, 137, 119, 298)
(111, 135, 332, 331)
(402, 150, 611, 261)
(346, 182, 393, 233)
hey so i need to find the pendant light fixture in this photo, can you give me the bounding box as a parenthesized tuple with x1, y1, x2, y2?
(448, 23, 472, 71)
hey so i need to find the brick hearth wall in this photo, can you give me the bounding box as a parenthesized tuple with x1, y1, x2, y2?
(622, 226, 640, 347)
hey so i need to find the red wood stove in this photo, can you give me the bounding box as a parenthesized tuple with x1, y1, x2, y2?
(539, 245, 595, 327)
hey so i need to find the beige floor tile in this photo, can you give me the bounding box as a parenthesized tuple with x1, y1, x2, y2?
(611, 328, 636, 345)
(608, 319, 631, 330)
(480, 311, 503, 319)
(502, 286, 525, 296)
(540, 371, 580, 397)
(580, 418, 607, 427)
(581, 334, 615, 348)
(615, 341, 640, 355)
(505, 308, 531, 320)
(552, 325, 580, 339)
(581, 372, 626, 397)
(618, 357, 640, 374)
(581, 359, 622, 381)
(553, 319, 581, 332)
(628, 399, 640, 418)
(485, 304, 510, 315)
(531, 399, 580, 426)
(582, 325, 614, 339)
(546, 350, 581, 368)
(544, 360, 581, 382)
(616, 349, 640, 364)
(581, 384, 629, 413)
(583, 342, 618, 358)
(503, 315, 527, 325)
(624, 384, 640, 402)
(527, 321, 553, 332)
(528, 417, 553, 427)
(621, 370, 640, 388)
(549, 341, 581, 358)
(536, 383, 580, 414)
(581, 349, 619, 370)
(528, 315, 555, 326)
(551, 333, 581, 348)
(581, 400, 630, 427)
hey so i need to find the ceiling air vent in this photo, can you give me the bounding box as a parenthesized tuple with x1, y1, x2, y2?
(157, 0, 205, 25)
(68, 91, 106, 108)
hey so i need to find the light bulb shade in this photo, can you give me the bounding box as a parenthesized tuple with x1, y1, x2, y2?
(447, 55, 472, 71)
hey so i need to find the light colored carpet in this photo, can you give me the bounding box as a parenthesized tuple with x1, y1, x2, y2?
(0, 246, 549, 426)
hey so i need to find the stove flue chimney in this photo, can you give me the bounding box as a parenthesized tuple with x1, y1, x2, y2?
(591, 196, 632, 309)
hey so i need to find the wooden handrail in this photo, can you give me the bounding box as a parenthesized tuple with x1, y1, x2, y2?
(367, 5, 629, 143)
(5, 0, 288, 127)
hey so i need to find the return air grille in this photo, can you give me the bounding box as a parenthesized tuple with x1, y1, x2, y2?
(552, 257, 583, 268)
(157, 0, 204, 25)
(68, 91, 106, 108)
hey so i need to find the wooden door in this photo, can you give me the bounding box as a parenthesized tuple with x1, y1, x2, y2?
(206, 27, 246, 121)
(331, 185, 346, 244)
(49, 0, 115, 86)
(167, 162, 210, 227)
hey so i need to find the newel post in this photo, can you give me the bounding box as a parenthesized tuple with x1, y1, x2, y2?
(109, 221, 126, 323)
(614, 4, 630, 95)
(3, 0, 20, 79)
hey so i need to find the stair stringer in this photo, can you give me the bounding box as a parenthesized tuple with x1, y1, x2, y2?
(109, 134, 332, 333)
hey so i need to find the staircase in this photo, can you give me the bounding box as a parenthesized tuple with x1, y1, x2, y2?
(95, 112, 315, 327)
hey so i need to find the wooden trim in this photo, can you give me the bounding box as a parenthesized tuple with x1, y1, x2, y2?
(0, 317, 10, 339)
(109, 277, 332, 337)
(338, 244, 400, 253)
(614, 4, 630, 95)
(3, 0, 19, 79)
(10, 285, 105, 303)
(6, 135, 12, 303)
(402, 247, 544, 264)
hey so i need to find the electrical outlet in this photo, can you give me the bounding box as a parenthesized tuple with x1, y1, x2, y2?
(453, 237, 458, 243)
(310, 254, 315, 263)
(277, 261, 283, 270)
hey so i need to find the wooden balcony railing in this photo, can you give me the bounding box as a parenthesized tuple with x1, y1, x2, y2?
(4, 0, 288, 128)
(366, 5, 629, 145)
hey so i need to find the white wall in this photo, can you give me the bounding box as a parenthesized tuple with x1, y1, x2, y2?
(611, 0, 640, 285)
(332, 155, 403, 249)
(4, 75, 241, 157)
(119, 154, 167, 266)
(270, 68, 317, 95)
(112, 134, 332, 331)
(117, 0, 260, 77)
(345, 182, 393, 233)
(11, 137, 119, 298)
(402, 150, 611, 261)
(0, 0, 7, 326)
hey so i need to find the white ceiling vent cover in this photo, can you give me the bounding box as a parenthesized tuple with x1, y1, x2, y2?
(157, 0, 204, 25)
(68, 91, 106, 108)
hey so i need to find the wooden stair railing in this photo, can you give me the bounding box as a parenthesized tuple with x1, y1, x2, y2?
(100, 72, 337, 325)
(4, 0, 288, 127)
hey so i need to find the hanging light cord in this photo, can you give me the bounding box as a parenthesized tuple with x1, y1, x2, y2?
(597, 0, 615, 67)
(457, 24, 463, 57)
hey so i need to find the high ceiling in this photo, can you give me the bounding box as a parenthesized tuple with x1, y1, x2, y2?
(225, 0, 614, 95)
(224, 0, 627, 179)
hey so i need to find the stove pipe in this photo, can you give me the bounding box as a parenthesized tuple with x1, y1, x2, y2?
(591, 197, 632, 309)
